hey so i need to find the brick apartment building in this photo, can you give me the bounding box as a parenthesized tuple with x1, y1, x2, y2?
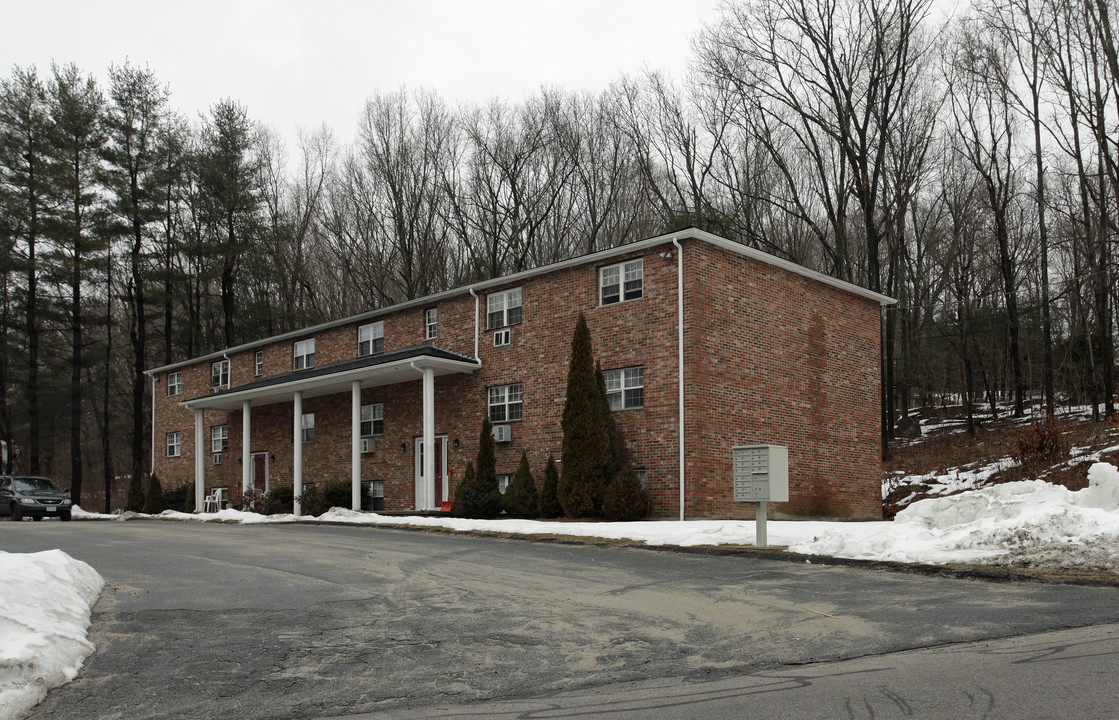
(147, 228, 890, 520)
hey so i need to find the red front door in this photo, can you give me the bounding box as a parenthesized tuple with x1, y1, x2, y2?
(253, 453, 267, 492)
(433, 437, 444, 505)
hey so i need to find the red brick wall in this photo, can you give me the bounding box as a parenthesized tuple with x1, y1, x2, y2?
(151, 235, 882, 519)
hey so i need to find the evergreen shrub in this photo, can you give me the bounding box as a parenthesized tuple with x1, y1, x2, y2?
(503, 450, 539, 518)
(602, 468, 651, 521)
(142, 474, 166, 514)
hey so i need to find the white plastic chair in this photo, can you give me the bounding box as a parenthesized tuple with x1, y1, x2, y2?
(203, 490, 221, 513)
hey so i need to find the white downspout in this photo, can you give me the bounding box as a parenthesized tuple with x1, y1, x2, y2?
(468, 288, 480, 360)
(673, 238, 685, 521)
(148, 371, 156, 473)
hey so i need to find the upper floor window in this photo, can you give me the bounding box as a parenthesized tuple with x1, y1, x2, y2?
(359, 322, 384, 356)
(487, 288, 522, 329)
(601, 259, 643, 305)
(604, 366, 644, 410)
(425, 308, 438, 340)
(360, 403, 384, 437)
(294, 339, 315, 370)
(254, 350, 264, 376)
(211, 424, 229, 453)
(211, 360, 230, 390)
(166, 432, 181, 458)
(167, 371, 182, 397)
(301, 413, 315, 443)
(488, 383, 523, 423)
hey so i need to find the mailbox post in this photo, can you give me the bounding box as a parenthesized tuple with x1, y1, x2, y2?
(732, 445, 789, 547)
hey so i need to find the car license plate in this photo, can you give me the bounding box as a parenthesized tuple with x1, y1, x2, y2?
(46, 507, 56, 512)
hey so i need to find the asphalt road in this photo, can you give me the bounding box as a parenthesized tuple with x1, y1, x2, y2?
(3, 520, 1118, 719)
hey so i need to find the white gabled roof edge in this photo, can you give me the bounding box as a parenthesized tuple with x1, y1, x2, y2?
(147, 228, 895, 375)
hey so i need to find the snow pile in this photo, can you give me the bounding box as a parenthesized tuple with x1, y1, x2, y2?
(0, 550, 103, 720)
(789, 462, 1119, 570)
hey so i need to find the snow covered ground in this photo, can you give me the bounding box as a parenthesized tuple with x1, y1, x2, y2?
(0, 551, 102, 720)
(74, 461, 1119, 572)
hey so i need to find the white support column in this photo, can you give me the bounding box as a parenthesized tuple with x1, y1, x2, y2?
(194, 409, 205, 513)
(293, 391, 303, 517)
(422, 366, 435, 510)
(242, 400, 251, 495)
(351, 380, 361, 510)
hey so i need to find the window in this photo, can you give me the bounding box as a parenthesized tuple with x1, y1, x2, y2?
(211, 425, 229, 453)
(361, 403, 384, 437)
(600, 259, 643, 305)
(604, 366, 644, 410)
(211, 360, 230, 390)
(254, 351, 264, 377)
(359, 322, 384, 356)
(167, 371, 182, 397)
(488, 383, 523, 423)
(294, 339, 315, 370)
(487, 288, 522, 329)
(166, 432, 181, 457)
(301, 413, 315, 443)
(497, 474, 512, 495)
(634, 469, 647, 489)
(425, 308, 438, 340)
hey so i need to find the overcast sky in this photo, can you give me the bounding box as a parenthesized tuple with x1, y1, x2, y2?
(5, 0, 722, 149)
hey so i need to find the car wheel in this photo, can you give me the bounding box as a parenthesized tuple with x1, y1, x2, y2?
(11, 503, 22, 521)
(60, 512, 72, 521)
(32, 515, 42, 522)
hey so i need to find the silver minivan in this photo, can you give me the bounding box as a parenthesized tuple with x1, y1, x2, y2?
(0, 475, 73, 521)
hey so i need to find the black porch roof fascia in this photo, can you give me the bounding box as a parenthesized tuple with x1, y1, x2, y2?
(198, 344, 479, 401)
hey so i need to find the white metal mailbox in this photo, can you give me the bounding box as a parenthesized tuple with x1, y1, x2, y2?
(732, 445, 789, 503)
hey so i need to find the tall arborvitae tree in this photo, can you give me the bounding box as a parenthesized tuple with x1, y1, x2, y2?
(559, 311, 605, 517)
(142, 473, 165, 514)
(538, 453, 563, 518)
(595, 361, 620, 487)
(452, 419, 502, 518)
(0, 67, 49, 473)
(503, 449, 538, 518)
(45, 63, 103, 504)
(102, 62, 167, 483)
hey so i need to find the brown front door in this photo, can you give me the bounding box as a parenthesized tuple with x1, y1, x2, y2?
(252, 453, 267, 492)
(433, 437, 444, 505)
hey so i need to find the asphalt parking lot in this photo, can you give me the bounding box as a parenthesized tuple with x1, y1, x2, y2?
(4, 520, 1119, 719)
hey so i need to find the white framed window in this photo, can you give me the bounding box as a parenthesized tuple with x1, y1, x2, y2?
(211, 359, 230, 390)
(361, 403, 384, 437)
(166, 432, 181, 457)
(293, 339, 315, 370)
(254, 350, 264, 376)
(634, 468, 647, 489)
(497, 474, 512, 494)
(604, 366, 644, 410)
(167, 371, 182, 396)
(600, 258, 643, 305)
(359, 322, 384, 356)
(301, 413, 315, 443)
(425, 308, 438, 340)
(211, 425, 229, 453)
(488, 383, 523, 423)
(487, 288, 522, 329)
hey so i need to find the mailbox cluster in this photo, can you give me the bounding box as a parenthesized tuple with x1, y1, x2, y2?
(732, 445, 789, 503)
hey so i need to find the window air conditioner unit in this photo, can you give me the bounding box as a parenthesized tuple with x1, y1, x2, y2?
(360, 438, 375, 454)
(213, 453, 223, 465)
(492, 424, 512, 443)
(494, 329, 511, 347)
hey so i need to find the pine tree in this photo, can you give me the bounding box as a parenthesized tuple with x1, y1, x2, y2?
(602, 468, 651, 521)
(595, 361, 620, 490)
(451, 418, 503, 518)
(142, 473, 166, 514)
(559, 312, 604, 517)
(124, 470, 144, 512)
(538, 453, 563, 518)
(450, 461, 476, 518)
(503, 450, 539, 518)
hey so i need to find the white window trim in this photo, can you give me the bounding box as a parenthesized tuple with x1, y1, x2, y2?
(605, 366, 645, 410)
(167, 371, 182, 397)
(301, 412, 315, 443)
(294, 339, 316, 370)
(166, 431, 181, 458)
(211, 425, 229, 453)
(487, 287, 522, 329)
(358, 322, 385, 356)
(254, 350, 264, 376)
(600, 258, 644, 305)
(425, 308, 438, 340)
(488, 383, 523, 423)
(497, 474, 512, 495)
(211, 360, 230, 390)
(360, 403, 384, 437)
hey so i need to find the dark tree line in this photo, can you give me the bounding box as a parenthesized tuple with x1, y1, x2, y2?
(2, 0, 1119, 506)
